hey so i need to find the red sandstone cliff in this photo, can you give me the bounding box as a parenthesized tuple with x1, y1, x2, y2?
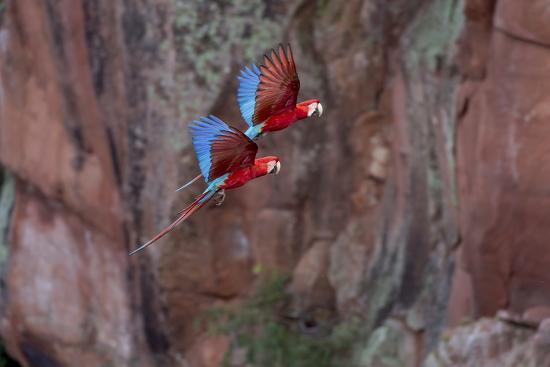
(0, 0, 549, 366)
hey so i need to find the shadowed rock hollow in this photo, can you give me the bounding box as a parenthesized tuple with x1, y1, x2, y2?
(1, 0, 550, 366)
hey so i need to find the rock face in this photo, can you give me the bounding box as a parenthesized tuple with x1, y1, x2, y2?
(457, 0, 550, 317)
(425, 317, 550, 367)
(0, 0, 549, 366)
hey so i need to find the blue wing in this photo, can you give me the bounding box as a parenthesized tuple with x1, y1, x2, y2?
(189, 115, 258, 183)
(189, 116, 231, 182)
(237, 64, 261, 127)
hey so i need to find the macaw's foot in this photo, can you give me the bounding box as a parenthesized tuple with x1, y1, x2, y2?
(214, 190, 226, 206)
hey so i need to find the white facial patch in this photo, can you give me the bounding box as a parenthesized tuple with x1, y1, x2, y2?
(307, 102, 318, 117)
(267, 160, 281, 174)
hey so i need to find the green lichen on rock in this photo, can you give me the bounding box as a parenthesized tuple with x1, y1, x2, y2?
(172, 0, 285, 121)
(404, 0, 464, 71)
(403, 0, 464, 209)
(355, 0, 465, 361)
(203, 273, 366, 367)
(358, 319, 417, 367)
(396, 0, 464, 352)
(0, 169, 15, 269)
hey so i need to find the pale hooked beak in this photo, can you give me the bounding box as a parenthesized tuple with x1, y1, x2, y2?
(316, 102, 323, 117)
(308, 102, 324, 117)
(274, 161, 281, 174)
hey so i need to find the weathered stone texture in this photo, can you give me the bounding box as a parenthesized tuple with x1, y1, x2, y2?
(1, 0, 550, 366)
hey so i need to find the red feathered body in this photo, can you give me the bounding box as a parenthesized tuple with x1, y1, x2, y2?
(248, 44, 322, 135)
(261, 104, 309, 133)
(221, 156, 278, 189)
(130, 155, 279, 255)
(260, 99, 320, 133)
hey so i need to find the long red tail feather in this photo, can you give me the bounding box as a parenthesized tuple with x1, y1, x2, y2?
(129, 191, 214, 255)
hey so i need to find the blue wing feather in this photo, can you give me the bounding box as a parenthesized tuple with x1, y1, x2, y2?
(189, 115, 233, 182)
(237, 64, 261, 127)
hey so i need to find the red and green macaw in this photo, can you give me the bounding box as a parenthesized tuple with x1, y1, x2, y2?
(130, 116, 281, 255)
(238, 44, 323, 138)
(176, 44, 323, 191)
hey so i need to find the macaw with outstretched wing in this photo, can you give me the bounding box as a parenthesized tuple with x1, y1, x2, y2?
(176, 44, 322, 191)
(238, 43, 323, 138)
(130, 116, 281, 255)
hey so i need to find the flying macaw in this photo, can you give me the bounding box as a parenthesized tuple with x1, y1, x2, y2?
(176, 44, 323, 191)
(238, 43, 323, 138)
(129, 115, 281, 255)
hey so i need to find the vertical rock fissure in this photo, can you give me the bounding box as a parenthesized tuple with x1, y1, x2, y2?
(120, 1, 173, 362)
(122, 0, 148, 238)
(358, 0, 464, 363)
(43, 0, 88, 170)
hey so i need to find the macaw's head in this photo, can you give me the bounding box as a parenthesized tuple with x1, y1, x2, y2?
(254, 156, 281, 176)
(297, 99, 324, 118)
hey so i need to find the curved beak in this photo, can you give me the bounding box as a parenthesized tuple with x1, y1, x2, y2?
(316, 102, 323, 117)
(275, 161, 281, 174)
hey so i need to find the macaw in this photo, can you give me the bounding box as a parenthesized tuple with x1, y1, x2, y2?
(176, 44, 323, 191)
(238, 43, 323, 139)
(129, 115, 281, 255)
